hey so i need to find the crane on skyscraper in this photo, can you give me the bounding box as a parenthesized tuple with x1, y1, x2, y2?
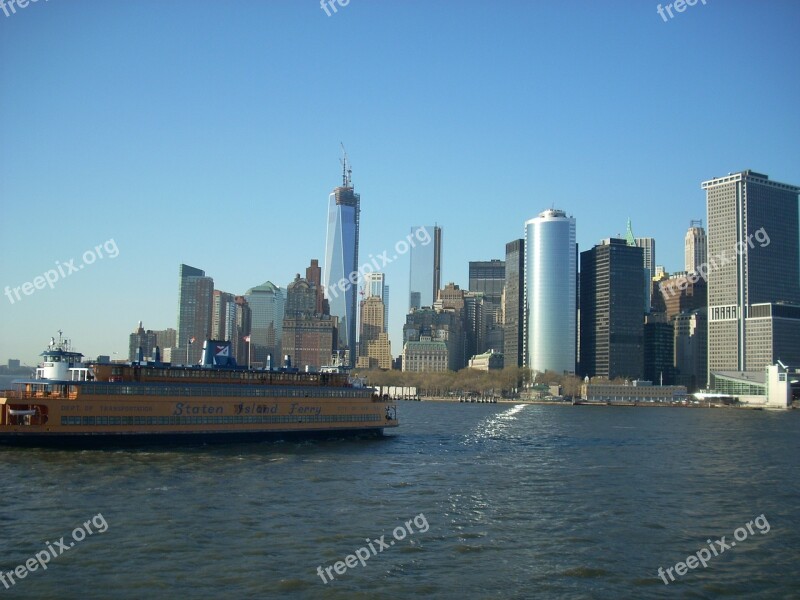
(340, 142, 352, 187)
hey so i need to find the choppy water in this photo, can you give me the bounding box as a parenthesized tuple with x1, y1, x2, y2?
(1, 402, 798, 599)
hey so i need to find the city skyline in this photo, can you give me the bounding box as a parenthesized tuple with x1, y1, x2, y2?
(1, 2, 799, 364)
(2, 166, 798, 371)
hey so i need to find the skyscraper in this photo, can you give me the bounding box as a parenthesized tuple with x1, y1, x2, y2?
(153, 328, 176, 353)
(626, 220, 656, 313)
(643, 314, 675, 384)
(468, 260, 505, 355)
(323, 155, 360, 366)
(525, 209, 577, 374)
(129, 321, 157, 362)
(469, 260, 505, 305)
(177, 264, 214, 364)
(282, 270, 335, 370)
(702, 170, 800, 380)
(359, 296, 386, 350)
(212, 290, 237, 344)
(363, 272, 389, 333)
(408, 225, 442, 310)
(674, 308, 707, 392)
(503, 239, 525, 368)
(580, 239, 644, 380)
(685, 220, 707, 274)
(403, 304, 461, 371)
(244, 281, 285, 367)
(306, 258, 327, 315)
(233, 296, 251, 363)
(284, 274, 317, 317)
(357, 296, 392, 369)
(658, 274, 707, 321)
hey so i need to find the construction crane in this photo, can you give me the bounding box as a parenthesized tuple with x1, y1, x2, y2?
(340, 142, 352, 187)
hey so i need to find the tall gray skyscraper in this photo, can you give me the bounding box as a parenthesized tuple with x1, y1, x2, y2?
(503, 239, 525, 368)
(525, 209, 577, 374)
(702, 170, 800, 381)
(323, 153, 360, 366)
(408, 225, 442, 310)
(684, 220, 707, 274)
(177, 264, 214, 364)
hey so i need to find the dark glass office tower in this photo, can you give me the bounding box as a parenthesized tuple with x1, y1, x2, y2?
(579, 239, 644, 379)
(503, 239, 525, 368)
(468, 260, 505, 305)
(408, 226, 442, 309)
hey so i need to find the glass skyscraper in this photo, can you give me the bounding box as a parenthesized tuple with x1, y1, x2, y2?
(323, 167, 360, 365)
(525, 209, 576, 374)
(579, 239, 644, 380)
(408, 225, 442, 310)
(468, 260, 505, 305)
(504, 239, 525, 368)
(244, 281, 285, 367)
(177, 264, 214, 365)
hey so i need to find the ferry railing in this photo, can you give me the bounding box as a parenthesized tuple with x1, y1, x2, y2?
(2, 389, 78, 400)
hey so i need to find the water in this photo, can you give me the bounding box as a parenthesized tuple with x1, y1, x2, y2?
(1, 402, 798, 599)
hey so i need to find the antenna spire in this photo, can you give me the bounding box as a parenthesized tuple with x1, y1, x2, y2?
(625, 218, 636, 246)
(340, 142, 352, 187)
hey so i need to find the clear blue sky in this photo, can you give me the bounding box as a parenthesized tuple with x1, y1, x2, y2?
(1, 0, 798, 365)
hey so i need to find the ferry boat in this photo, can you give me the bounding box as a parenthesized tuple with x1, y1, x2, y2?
(0, 335, 398, 447)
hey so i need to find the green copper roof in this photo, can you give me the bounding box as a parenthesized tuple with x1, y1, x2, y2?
(246, 281, 281, 294)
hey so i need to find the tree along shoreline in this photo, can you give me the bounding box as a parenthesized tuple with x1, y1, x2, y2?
(354, 367, 602, 399)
